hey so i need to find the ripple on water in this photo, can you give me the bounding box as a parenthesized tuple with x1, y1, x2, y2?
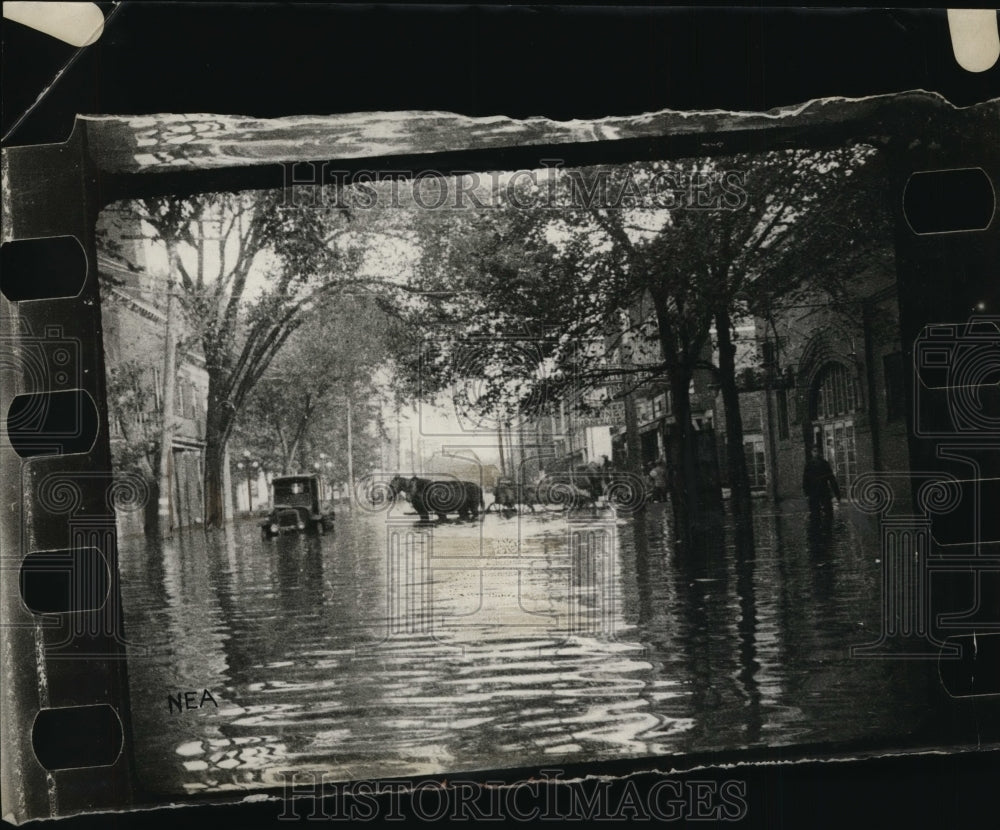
(120, 508, 936, 794)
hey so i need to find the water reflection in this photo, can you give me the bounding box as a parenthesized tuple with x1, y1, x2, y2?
(118, 502, 937, 795)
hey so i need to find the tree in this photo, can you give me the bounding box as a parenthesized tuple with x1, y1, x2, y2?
(648, 145, 891, 547)
(105, 359, 161, 534)
(231, 295, 393, 485)
(393, 151, 889, 551)
(99, 190, 365, 528)
(379, 171, 721, 548)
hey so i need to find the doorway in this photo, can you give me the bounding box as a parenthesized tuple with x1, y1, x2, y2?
(810, 362, 860, 491)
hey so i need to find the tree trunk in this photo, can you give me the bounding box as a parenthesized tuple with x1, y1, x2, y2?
(203, 436, 227, 528)
(715, 306, 755, 554)
(203, 377, 233, 529)
(649, 287, 713, 552)
(284, 437, 300, 475)
(665, 367, 703, 551)
(277, 428, 290, 474)
(143, 477, 161, 538)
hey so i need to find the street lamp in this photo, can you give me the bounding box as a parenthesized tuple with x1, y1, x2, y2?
(313, 455, 323, 500)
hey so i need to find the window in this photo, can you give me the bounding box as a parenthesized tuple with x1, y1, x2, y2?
(814, 363, 858, 420)
(636, 398, 653, 424)
(812, 362, 860, 490)
(744, 437, 767, 489)
(840, 423, 857, 484)
(174, 377, 185, 417)
(812, 421, 858, 490)
(883, 352, 905, 422)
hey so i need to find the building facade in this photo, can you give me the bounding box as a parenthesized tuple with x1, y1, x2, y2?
(610, 292, 718, 477)
(517, 267, 908, 509)
(753, 270, 909, 504)
(100, 253, 211, 532)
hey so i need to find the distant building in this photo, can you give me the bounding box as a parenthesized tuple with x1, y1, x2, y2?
(610, 291, 717, 471)
(598, 269, 906, 508)
(515, 404, 579, 478)
(510, 333, 621, 479)
(424, 450, 500, 489)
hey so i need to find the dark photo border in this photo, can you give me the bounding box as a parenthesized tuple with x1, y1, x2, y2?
(3, 5, 999, 829)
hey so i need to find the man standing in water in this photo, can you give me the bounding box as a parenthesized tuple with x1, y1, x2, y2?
(802, 445, 841, 517)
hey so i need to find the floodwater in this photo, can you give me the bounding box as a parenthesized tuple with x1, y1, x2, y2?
(118, 500, 936, 796)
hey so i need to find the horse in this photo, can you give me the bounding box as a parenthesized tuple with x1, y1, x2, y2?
(387, 475, 484, 521)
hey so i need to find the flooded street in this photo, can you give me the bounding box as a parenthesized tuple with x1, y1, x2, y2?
(118, 502, 935, 796)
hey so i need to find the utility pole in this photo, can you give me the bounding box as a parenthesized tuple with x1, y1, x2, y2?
(534, 415, 546, 477)
(395, 402, 402, 471)
(346, 397, 355, 508)
(497, 422, 507, 477)
(763, 300, 781, 503)
(517, 421, 527, 485)
(509, 422, 517, 480)
(623, 391, 642, 474)
(563, 399, 576, 481)
(619, 309, 643, 475)
(503, 422, 512, 479)
(157, 244, 179, 537)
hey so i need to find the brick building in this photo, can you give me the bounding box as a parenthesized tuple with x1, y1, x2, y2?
(610, 292, 718, 473)
(752, 268, 909, 504)
(601, 270, 907, 508)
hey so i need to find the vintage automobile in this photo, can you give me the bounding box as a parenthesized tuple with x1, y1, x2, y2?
(259, 474, 335, 538)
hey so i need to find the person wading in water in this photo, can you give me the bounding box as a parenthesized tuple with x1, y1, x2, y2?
(802, 445, 841, 518)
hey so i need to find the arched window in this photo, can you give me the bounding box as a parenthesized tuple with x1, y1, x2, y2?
(813, 362, 859, 420)
(810, 362, 859, 489)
